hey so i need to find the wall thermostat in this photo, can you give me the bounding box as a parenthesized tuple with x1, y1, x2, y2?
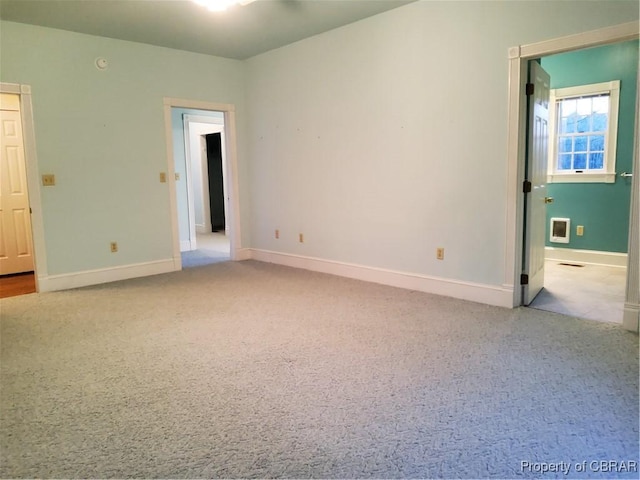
(95, 58, 108, 70)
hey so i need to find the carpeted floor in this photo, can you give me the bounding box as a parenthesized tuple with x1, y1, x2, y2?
(1, 260, 638, 479)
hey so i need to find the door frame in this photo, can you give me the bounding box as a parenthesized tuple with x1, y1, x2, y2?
(163, 98, 243, 267)
(505, 22, 640, 330)
(0, 82, 46, 291)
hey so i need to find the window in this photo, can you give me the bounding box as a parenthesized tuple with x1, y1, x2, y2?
(547, 80, 620, 183)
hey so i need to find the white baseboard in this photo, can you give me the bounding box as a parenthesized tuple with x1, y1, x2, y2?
(38, 258, 178, 292)
(622, 303, 639, 332)
(234, 248, 252, 261)
(545, 247, 627, 267)
(249, 249, 514, 308)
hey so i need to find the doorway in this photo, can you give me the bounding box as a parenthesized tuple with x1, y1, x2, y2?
(530, 41, 638, 323)
(0, 86, 42, 298)
(505, 22, 639, 331)
(525, 41, 636, 324)
(181, 115, 230, 267)
(162, 98, 242, 270)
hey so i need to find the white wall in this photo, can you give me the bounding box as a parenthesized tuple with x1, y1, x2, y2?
(0, 21, 248, 281)
(245, 1, 638, 293)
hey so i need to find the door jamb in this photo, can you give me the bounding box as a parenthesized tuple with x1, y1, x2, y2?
(0, 82, 46, 291)
(505, 22, 639, 330)
(163, 98, 242, 267)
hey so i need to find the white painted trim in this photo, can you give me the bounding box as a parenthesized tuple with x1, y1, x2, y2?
(622, 63, 640, 332)
(163, 98, 243, 265)
(37, 259, 176, 292)
(545, 247, 627, 267)
(182, 116, 198, 248)
(505, 22, 640, 310)
(180, 240, 193, 251)
(622, 303, 639, 332)
(184, 114, 224, 126)
(235, 248, 252, 261)
(548, 173, 616, 184)
(519, 21, 639, 58)
(250, 249, 514, 308)
(0, 82, 46, 292)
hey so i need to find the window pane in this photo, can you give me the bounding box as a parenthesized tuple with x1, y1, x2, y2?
(561, 114, 577, 134)
(558, 154, 572, 170)
(574, 153, 587, 169)
(576, 97, 592, 115)
(592, 96, 609, 113)
(589, 152, 604, 169)
(592, 112, 608, 131)
(558, 137, 572, 153)
(561, 98, 577, 116)
(589, 135, 605, 152)
(577, 115, 591, 133)
(574, 136, 588, 152)
(559, 99, 577, 134)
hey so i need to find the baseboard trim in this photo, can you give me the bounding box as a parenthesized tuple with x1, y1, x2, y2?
(38, 259, 177, 292)
(622, 303, 639, 332)
(249, 249, 514, 308)
(545, 247, 627, 267)
(234, 248, 252, 261)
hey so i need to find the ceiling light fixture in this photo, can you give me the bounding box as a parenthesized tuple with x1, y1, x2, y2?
(192, 0, 256, 12)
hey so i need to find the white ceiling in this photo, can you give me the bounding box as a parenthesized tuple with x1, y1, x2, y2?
(0, 0, 415, 60)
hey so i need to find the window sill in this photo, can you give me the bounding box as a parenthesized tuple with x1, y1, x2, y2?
(547, 172, 616, 184)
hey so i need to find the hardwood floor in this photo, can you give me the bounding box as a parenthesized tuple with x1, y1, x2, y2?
(0, 272, 36, 299)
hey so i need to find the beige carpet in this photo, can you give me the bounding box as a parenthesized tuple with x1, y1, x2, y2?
(1, 260, 638, 478)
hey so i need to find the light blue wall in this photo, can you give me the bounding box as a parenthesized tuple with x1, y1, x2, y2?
(171, 108, 224, 245)
(542, 41, 638, 253)
(0, 0, 638, 291)
(0, 21, 247, 275)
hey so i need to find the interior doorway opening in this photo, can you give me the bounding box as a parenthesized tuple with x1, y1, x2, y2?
(506, 22, 639, 331)
(0, 85, 44, 298)
(163, 98, 242, 271)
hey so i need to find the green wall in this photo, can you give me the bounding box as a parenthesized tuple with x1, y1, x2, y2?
(542, 40, 638, 253)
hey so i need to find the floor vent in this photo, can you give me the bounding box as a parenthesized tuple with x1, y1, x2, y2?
(558, 262, 585, 268)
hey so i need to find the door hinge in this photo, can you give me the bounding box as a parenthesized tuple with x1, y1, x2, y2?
(520, 274, 529, 285)
(526, 83, 534, 96)
(523, 180, 532, 193)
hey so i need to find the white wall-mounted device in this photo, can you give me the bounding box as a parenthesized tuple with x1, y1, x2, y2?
(550, 217, 570, 244)
(95, 58, 108, 70)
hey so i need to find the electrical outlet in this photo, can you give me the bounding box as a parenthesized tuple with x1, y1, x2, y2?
(436, 247, 445, 260)
(275, 229, 280, 239)
(42, 174, 55, 186)
(299, 233, 304, 243)
(576, 225, 584, 236)
(110, 242, 118, 253)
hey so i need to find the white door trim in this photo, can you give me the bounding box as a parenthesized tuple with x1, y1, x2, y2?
(505, 21, 640, 331)
(0, 82, 46, 291)
(163, 98, 242, 267)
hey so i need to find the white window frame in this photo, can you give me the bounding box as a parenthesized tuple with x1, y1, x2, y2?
(547, 80, 620, 183)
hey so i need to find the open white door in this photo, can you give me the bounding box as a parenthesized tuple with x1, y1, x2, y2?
(523, 61, 551, 305)
(0, 93, 34, 275)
